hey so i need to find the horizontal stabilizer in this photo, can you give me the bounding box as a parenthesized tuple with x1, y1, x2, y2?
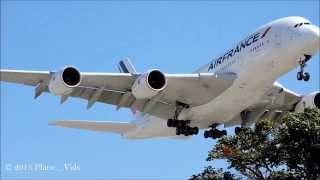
(49, 120, 135, 134)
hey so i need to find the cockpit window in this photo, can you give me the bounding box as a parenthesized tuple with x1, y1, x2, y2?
(294, 22, 311, 28)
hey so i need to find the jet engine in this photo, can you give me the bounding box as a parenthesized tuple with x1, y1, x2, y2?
(295, 91, 320, 112)
(132, 69, 167, 99)
(48, 66, 81, 96)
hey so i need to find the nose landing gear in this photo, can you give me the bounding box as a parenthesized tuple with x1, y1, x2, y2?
(297, 71, 310, 81)
(297, 55, 311, 81)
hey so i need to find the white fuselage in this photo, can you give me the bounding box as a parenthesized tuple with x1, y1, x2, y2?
(124, 16, 319, 139)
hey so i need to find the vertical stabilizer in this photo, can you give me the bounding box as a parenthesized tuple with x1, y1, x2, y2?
(118, 58, 138, 74)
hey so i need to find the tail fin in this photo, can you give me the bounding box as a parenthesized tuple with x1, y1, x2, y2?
(118, 58, 138, 74)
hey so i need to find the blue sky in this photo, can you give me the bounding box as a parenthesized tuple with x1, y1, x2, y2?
(1, 1, 319, 179)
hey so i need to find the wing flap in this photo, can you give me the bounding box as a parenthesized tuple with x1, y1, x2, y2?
(49, 120, 136, 134)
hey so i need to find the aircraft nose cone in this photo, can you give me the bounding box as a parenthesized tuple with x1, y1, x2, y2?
(303, 25, 320, 54)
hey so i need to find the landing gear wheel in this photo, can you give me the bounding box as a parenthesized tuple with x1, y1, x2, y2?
(303, 72, 310, 81)
(172, 120, 199, 136)
(176, 128, 181, 136)
(235, 127, 244, 135)
(221, 130, 227, 136)
(167, 119, 173, 127)
(297, 72, 303, 81)
(192, 127, 199, 135)
(204, 129, 226, 139)
(204, 131, 209, 138)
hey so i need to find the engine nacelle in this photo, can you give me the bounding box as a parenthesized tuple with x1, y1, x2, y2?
(132, 69, 167, 99)
(48, 66, 81, 96)
(295, 91, 320, 112)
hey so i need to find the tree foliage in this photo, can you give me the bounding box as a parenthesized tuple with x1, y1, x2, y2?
(190, 108, 320, 180)
(189, 166, 239, 180)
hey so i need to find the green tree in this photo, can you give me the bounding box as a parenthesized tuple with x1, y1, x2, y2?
(190, 108, 320, 180)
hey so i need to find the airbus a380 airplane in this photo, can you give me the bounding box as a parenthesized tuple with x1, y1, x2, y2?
(1, 16, 319, 139)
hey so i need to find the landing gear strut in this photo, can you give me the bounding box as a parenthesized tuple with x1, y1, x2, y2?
(204, 124, 227, 139)
(167, 102, 199, 136)
(297, 55, 311, 81)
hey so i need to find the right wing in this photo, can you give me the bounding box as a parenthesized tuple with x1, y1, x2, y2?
(50, 120, 135, 134)
(0, 69, 236, 120)
(225, 82, 302, 127)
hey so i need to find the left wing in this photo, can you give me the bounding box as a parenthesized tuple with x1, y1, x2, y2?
(0, 68, 236, 120)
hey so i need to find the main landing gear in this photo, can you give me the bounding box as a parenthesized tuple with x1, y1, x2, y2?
(204, 124, 227, 139)
(167, 119, 199, 136)
(297, 54, 311, 81)
(235, 126, 246, 135)
(167, 102, 199, 136)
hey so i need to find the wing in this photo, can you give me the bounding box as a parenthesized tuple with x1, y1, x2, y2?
(49, 120, 135, 134)
(225, 82, 301, 127)
(256, 82, 301, 111)
(0, 69, 236, 120)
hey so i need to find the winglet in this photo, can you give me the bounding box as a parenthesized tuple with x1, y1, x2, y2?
(118, 58, 138, 74)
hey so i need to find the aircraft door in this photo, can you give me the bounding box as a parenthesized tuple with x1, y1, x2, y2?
(273, 27, 282, 48)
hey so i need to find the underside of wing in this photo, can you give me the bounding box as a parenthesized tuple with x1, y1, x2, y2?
(163, 73, 236, 106)
(0, 69, 51, 86)
(253, 82, 301, 111)
(1, 67, 237, 120)
(225, 82, 302, 127)
(49, 120, 136, 134)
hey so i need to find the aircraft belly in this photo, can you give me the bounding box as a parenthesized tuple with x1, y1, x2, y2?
(186, 55, 290, 128)
(188, 82, 271, 128)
